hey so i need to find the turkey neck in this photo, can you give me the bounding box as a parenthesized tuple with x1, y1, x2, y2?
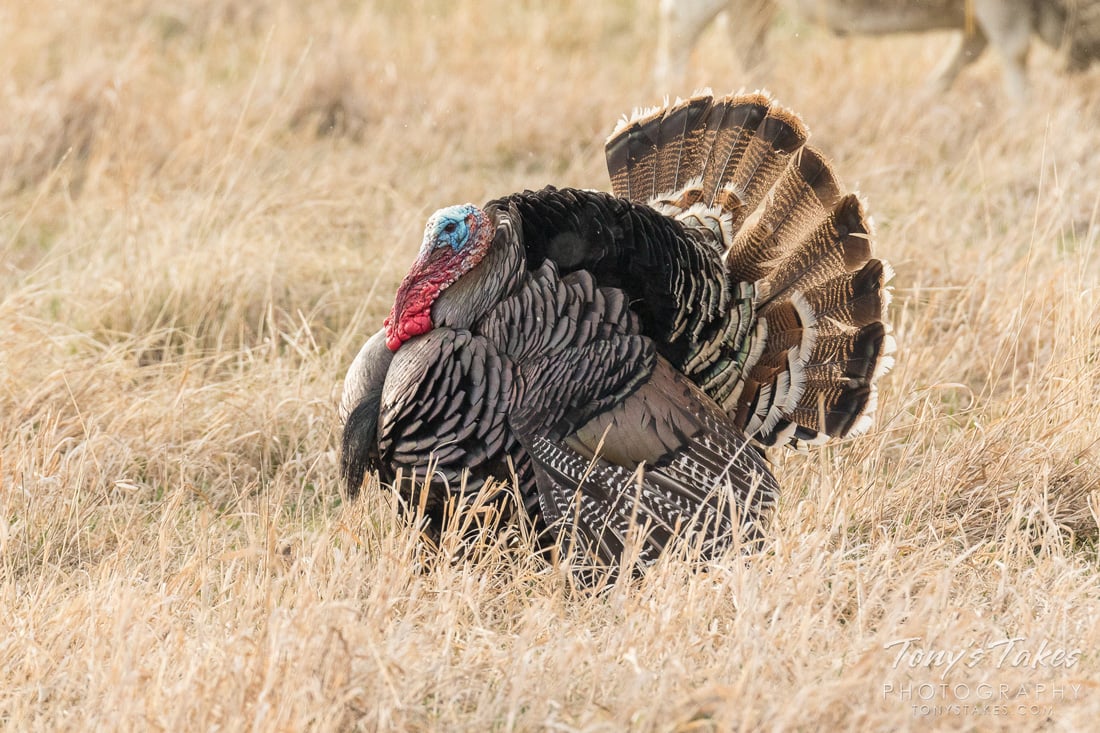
(430, 210, 526, 331)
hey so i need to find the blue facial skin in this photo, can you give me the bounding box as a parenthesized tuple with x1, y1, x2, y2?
(423, 204, 476, 253)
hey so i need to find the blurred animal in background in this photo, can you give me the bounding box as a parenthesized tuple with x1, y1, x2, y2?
(655, 0, 777, 87)
(340, 92, 894, 578)
(656, 0, 1100, 98)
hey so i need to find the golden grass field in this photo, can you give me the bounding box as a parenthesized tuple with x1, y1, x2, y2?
(2, 1, 1100, 730)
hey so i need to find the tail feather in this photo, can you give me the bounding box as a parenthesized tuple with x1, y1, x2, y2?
(605, 91, 893, 449)
(781, 322, 895, 442)
(655, 96, 712, 197)
(790, 385, 873, 437)
(802, 259, 893, 331)
(758, 299, 814, 358)
(698, 95, 773, 206)
(606, 95, 713, 204)
(726, 146, 843, 282)
(718, 105, 807, 228)
(802, 322, 894, 386)
(757, 194, 872, 307)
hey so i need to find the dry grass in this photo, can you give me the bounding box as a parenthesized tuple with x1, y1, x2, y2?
(2, 1, 1100, 730)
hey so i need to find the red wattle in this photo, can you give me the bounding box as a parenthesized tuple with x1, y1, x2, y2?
(383, 228, 480, 351)
(385, 299, 435, 352)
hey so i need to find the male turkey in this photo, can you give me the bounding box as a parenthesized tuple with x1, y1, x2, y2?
(340, 91, 894, 572)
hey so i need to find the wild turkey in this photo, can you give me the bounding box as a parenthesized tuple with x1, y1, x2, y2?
(340, 91, 894, 572)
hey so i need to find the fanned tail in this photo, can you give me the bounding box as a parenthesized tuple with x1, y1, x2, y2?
(605, 91, 894, 449)
(733, 160, 894, 447)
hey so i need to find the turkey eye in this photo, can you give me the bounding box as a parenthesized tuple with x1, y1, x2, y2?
(443, 222, 458, 234)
